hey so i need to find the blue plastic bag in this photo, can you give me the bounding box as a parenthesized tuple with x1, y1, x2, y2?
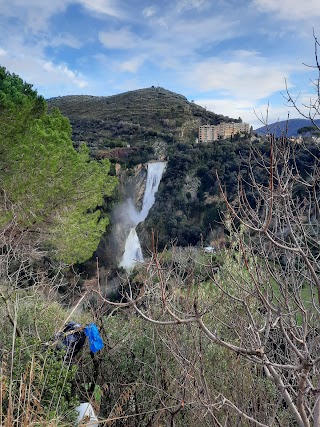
(84, 323, 104, 353)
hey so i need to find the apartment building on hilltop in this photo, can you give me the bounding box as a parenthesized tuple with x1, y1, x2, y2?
(199, 122, 250, 142)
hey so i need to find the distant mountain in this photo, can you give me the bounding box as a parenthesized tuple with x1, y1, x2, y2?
(47, 87, 236, 151)
(255, 118, 320, 137)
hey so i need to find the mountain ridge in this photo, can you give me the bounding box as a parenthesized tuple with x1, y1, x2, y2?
(47, 87, 238, 151)
(255, 118, 320, 137)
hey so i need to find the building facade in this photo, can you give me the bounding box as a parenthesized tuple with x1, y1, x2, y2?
(199, 122, 250, 142)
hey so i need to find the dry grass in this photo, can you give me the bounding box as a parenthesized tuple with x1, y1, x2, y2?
(0, 289, 89, 427)
(0, 344, 68, 427)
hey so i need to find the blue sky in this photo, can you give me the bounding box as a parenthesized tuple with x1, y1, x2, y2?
(0, 0, 320, 128)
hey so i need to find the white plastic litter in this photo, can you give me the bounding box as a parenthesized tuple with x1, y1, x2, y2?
(75, 402, 99, 426)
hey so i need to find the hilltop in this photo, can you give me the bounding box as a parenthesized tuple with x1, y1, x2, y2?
(47, 87, 236, 153)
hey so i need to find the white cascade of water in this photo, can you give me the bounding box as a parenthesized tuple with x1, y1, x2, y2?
(139, 162, 167, 222)
(119, 161, 166, 269)
(119, 228, 144, 270)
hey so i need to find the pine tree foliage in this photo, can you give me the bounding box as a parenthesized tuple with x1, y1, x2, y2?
(0, 67, 117, 264)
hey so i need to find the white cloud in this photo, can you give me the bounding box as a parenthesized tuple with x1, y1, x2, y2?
(142, 6, 156, 18)
(0, 0, 68, 32)
(139, 14, 240, 61)
(0, 47, 7, 56)
(98, 14, 239, 67)
(78, 0, 121, 18)
(170, 16, 238, 47)
(99, 28, 140, 49)
(50, 34, 83, 49)
(0, 0, 121, 35)
(196, 98, 254, 122)
(185, 50, 294, 101)
(93, 52, 144, 76)
(253, 0, 320, 20)
(118, 56, 145, 73)
(42, 61, 87, 88)
(0, 48, 88, 96)
(190, 50, 305, 128)
(97, 20, 238, 80)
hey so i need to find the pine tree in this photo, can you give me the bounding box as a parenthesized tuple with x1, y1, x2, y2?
(0, 67, 117, 264)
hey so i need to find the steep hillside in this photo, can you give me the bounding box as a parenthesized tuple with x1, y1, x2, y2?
(48, 88, 246, 253)
(47, 87, 236, 155)
(46, 88, 320, 258)
(255, 118, 320, 137)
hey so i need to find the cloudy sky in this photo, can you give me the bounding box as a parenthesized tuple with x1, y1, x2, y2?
(0, 0, 319, 128)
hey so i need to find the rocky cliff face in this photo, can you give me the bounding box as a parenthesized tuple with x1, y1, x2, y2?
(121, 163, 147, 211)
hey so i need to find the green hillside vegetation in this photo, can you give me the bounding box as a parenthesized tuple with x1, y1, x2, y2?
(0, 290, 86, 425)
(48, 90, 319, 252)
(0, 67, 117, 264)
(47, 87, 237, 152)
(142, 137, 319, 250)
(1, 245, 298, 427)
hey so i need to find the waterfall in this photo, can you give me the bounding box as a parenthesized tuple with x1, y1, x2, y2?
(139, 162, 167, 222)
(119, 161, 166, 269)
(120, 228, 144, 270)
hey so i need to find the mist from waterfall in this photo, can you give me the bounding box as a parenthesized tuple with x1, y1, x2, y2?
(119, 161, 166, 270)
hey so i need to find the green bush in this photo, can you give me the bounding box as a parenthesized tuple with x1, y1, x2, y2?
(0, 288, 91, 426)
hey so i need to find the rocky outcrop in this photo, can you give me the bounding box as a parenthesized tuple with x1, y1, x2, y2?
(122, 163, 147, 211)
(183, 174, 200, 200)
